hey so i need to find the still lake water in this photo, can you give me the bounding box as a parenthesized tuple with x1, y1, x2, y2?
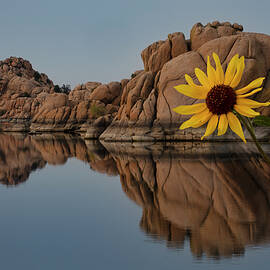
(0, 133, 270, 269)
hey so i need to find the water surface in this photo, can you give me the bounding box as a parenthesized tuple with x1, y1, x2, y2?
(0, 133, 270, 269)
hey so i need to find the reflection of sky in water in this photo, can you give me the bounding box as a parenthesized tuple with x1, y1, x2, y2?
(0, 134, 270, 269)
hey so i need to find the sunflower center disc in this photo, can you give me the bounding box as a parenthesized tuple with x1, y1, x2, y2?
(206, 84, 236, 115)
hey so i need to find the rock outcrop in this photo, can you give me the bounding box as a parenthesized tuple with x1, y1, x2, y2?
(190, 21, 243, 50)
(100, 71, 158, 141)
(141, 32, 188, 73)
(0, 57, 126, 135)
(0, 57, 54, 131)
(31, 79, 122, 134)
(1, 21, 270, 141)
(100, 21, 270, 142)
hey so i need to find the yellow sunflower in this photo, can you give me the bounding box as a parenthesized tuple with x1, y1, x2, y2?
(173, 53, 270, 142)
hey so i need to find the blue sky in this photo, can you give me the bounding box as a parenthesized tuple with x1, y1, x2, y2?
(0, 0, 269, 88)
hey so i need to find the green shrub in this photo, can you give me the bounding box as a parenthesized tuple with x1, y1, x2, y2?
(54, 85, 61, 92)
(20, 92, 31, 97)
(90, 103, 106, 118)
(54, 84, 71, 94)
(34, 71, 41, 81)
(0, 109, 7, 116)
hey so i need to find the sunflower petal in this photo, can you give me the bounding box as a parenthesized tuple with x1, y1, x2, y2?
(174, 84, 206, 99)
(218, 114, 228, 136)
(224, 54, 239, 85)
(237, 98, 270, 108)
(227, 112, 246, 143)
(207, 56, 216, 87)
(185, 74, 209, 93)
(234, 104, 260, 117)
(213, 53, 224, 84)
(191, 109, 212, 128)
(237, 88, 263, 98)
(201, 114, 219, 140)
(195, 68, 211, 89)
(192, 118, 211, 128)
(235, 77, 265, 95)
(179, 109, 212, 129)
(173, 103, 207, 115)
(230, 56, 245, 88)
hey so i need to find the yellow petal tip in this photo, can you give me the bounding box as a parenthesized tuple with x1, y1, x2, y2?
(179, 124, 187, 130)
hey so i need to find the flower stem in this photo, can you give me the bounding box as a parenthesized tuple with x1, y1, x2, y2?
(234, 111, 270, 164)
(246, 117, 255, 133)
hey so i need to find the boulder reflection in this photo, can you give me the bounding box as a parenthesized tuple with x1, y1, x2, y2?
(0, 133, 117, 186)
(103, 141, 270, 259)
(0, 133, 270, 259)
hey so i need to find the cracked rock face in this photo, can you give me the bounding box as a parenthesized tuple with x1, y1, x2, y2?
(156, 33, 270, 139)
(141, 32, 188, 73)
(0, 57, 124, 135)
(190, 21, 243, 50)
(101, 22, 270, 142)
(0, 57, 54, 131)
(100, 71, 157, 141)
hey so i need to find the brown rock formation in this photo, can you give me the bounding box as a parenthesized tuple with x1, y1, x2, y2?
(141, 32, 188, 73)
(101, 21, 270, 142)
(154, 33, 270, 141)
(30, 78, 125, 134)
(100, 71, 157, 141)
(1, 21, 270, 141)
(0, 57, 125, 135)
(0, 57, 54, 131)
(69, 82, 101, 102)
(190, 21, 243, 50)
